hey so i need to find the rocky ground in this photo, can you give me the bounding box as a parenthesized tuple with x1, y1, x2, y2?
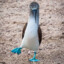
(0, 0, 64, 64)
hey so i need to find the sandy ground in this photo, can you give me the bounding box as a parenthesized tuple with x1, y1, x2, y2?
(0, 0, 64, 64)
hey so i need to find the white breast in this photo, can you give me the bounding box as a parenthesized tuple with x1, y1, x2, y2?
(21, 17, 39, 51)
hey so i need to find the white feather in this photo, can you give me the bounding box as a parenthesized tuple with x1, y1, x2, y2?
(20, 16, 39, 51)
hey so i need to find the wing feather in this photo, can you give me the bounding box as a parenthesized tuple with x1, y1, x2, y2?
(22, 23, 27, 38)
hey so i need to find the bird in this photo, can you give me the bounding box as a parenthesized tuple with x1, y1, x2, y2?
(11, 2, 42, 62)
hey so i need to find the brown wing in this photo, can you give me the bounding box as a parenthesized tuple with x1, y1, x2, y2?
(38, 26, 42, 45)
(22, 23, 27, 38)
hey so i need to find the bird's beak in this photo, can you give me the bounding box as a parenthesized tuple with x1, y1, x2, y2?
(32, 9, 37, 20)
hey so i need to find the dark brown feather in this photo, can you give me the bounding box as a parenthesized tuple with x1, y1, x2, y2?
(22, 23, 42, 45)
(38, 26, 42, 45)
(22, 23, 27, 38)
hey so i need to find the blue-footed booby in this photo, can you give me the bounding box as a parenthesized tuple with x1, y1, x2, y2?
(11, 2, 42, 62)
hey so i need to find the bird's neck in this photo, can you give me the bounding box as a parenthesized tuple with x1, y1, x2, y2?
(28, 13, 36, 23)
(28, 10, 39, 26)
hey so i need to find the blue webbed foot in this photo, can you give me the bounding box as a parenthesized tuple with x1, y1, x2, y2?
(11, 47, 22, 55)
(29, 52, 40, 62)
(29, 58, 40, 62)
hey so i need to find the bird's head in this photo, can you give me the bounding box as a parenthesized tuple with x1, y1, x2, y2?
(30, 2, 39, 23)
(30, 2, 39, 11)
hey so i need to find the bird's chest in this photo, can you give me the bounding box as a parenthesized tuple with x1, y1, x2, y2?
(24, 22, 38, 39)
(22, 21, 39, 51)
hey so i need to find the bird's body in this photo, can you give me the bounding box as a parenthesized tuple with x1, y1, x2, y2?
(11, 2, 42, 62)
(21, 16, 39, 51)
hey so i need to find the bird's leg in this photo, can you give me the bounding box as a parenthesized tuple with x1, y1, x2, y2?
(11, 47, 22, 55)
(29, 52, 40, 62)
